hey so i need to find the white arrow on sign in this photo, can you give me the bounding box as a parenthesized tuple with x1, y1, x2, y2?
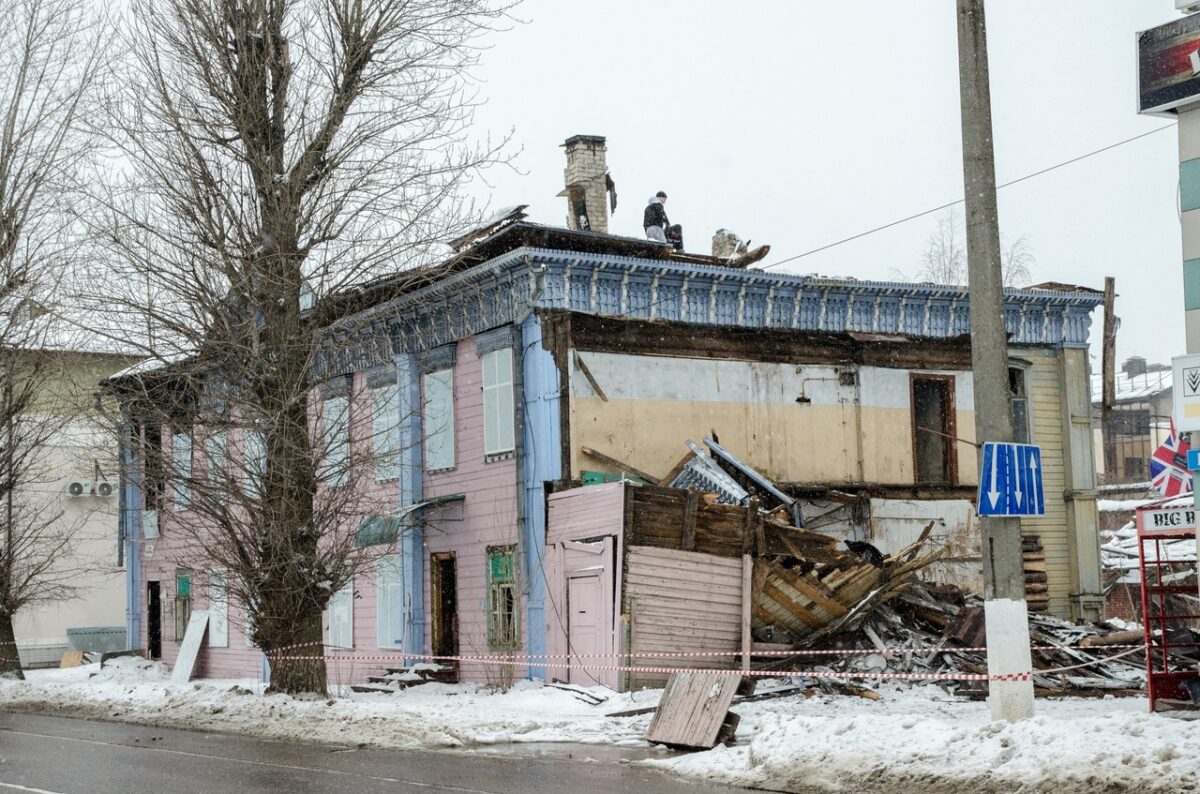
(1030, 452, 1040, 513)
(988, 443, 1000, 509)
(1013, 445, 1023, 508)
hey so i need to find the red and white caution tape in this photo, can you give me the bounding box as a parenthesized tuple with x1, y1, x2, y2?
(263, 644, 1147, 684)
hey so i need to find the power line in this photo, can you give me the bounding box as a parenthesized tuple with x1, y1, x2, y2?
(760, 124, 1177, 272)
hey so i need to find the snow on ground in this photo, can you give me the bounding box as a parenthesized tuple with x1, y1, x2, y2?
(3, 662, 1198, 793)
(646, 684, 1200, 794)
(0, 659, 652, 750)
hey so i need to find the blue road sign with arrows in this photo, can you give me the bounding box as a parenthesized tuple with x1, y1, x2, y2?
(977, 442, 1045, 517)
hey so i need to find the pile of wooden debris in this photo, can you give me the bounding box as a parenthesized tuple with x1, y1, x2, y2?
(761, 580, 1153, 698)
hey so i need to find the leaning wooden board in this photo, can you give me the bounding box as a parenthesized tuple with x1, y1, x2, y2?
(646, 671, 742, 749)
(170, 610, 209, 686)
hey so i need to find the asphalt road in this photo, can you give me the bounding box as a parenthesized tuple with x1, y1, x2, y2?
(0, 712, 742, 794)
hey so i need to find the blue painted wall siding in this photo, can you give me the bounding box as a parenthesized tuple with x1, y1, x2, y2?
(395, 353, 425, 657)
(120, 422, 142, 650)
(520, 314, 561, 680)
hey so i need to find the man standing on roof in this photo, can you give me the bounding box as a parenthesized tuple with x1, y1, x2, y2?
(644, 191, 670, 242)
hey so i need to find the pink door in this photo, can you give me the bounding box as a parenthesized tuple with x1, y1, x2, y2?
(567, 574, 603, 686)
(561, 536, 616, 688)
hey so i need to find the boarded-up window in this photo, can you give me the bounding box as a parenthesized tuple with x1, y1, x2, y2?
(172, 431, 192, 509)
(328, 582, 354, 649)
(377, 555, 407, 649)
(911, 376, 956, 485)
(482, 349, 514, 456)
(423, 369, 455, 470)
(208, 569, 228, 647)
(372, 383, 401, 481)
(486, 545, 518, 649)
(322, 395, 350, 487)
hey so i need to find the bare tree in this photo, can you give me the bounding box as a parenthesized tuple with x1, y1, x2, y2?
(93, 0, 512, 694)
(0, 0, 108, 679)
(917, 209, 1034, 288)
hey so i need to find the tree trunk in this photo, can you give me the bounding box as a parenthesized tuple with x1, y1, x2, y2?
(264, 608, 325, 695)
(0, 610, 24, 680)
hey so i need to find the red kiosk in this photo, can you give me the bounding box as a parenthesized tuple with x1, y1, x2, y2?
(1135, 500, 1200, 711)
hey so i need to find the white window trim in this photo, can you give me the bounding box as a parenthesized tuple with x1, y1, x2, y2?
(423, 368, 456, 471)
(208, 568, 228, 648)
(328, 582, 354, 649)
(376, 555, 407, 650)
(172, 431, 192, 509)
(482, 348, 515, 457)
(206, 430, 226, 491)
(322, 395, 350, 487)
(372, 383, 402, 482)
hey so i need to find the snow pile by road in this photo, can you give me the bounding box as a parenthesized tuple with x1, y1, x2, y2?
(647, 684, 1198, 794)
(3, 662, 1196, 793)
(0, 660, 652, 749)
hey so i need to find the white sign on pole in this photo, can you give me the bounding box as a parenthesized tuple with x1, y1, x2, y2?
(1173, 354, 1200, 432)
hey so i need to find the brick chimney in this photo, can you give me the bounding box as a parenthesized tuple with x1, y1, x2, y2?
(560, 135, 609, 234)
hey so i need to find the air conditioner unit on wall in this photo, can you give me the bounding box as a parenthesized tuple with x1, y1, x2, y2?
(67, 481, 90, 497)
(95, 482, 114, 498)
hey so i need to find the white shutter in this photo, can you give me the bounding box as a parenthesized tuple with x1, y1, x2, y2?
(329, 582, 353, 648)
(208, 569, 228, 647)
(372, 383, 401, 481)
(173, 432, 192, 508)
(322, 395, 350, 486)
(482, 349, 514, 455)
(206, 430, 226, 490)
(423, 369, 455, 470)
(243, 430, 266, 496)
(376, 556, 407, 648)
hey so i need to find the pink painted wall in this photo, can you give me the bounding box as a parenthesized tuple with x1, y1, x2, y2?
(144, 334, 527, 687)
(545, 482, 626, 688)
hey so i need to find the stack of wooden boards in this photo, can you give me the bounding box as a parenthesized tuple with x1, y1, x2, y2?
(1023, 534, 1050, 613)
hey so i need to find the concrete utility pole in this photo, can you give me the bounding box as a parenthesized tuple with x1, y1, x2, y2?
(1101, 277, 1117, 482)
(955, 0, 1035, 721)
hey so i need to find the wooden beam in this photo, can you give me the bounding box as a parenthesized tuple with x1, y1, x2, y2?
(573, 351, 608, 402)
(682, 491, 698, 551)
(741, 554, 752, 672)
(580, 446, 659, 484)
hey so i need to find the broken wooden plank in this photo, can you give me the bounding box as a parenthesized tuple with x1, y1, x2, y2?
(573, 351, 609, 402)
(682, 490, 699, 551)
(581, 446, 659, 484)
(646, 671, 744, 750)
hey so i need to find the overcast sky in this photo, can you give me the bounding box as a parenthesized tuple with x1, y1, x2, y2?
(464, 1, 1184, 368)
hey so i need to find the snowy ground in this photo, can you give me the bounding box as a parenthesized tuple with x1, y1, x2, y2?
(2, 661, 1197, 793)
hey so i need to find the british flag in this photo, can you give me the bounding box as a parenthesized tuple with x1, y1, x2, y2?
(1150, 420, 1193, 497)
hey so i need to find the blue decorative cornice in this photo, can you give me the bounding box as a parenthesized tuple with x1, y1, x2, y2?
(315, 246, 1102, 377)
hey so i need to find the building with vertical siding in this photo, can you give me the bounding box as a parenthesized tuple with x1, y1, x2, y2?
(113, 136, 1107, 686)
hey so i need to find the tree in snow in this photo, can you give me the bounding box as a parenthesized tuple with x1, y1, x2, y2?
(917, 209, 1033, 288)
(92, 0, 512, 694)
(0, 0, 109, 679)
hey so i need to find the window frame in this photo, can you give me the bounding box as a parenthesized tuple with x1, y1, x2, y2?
(909, 374, 958, 486)
(423, 368, 456, 471)
(208, 568, 228, 648)
(322, 393, 351, 487)
(376, 555, 407, 650)
(481, 348, 515, 458)
(371, 381, 402, 482)
(172, 430, 192, 510)
(486, 544, 519, 650)
(328, 581, 354, 649)
(1008, 362, 1033, 445)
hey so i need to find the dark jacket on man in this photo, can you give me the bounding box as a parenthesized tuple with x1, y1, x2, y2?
(643, 199, 669, 230)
